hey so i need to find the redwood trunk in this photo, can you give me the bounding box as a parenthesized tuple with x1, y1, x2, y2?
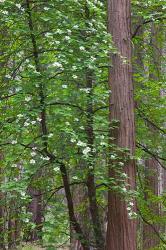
(106, 0, 136, 249)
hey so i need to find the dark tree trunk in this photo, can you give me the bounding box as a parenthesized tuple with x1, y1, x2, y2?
(0, 154, 5, 250)
(25, 0, 47, 241)
(60, 163, 90, 250)
(106, 0, 137, 249)
(86, 72, 104, 250)
(0, 191, 5, 249)
(70, 160, 93, 250)
(27, 188, 43, 241)
(143, 23, 164, 249)
(143, 158, 160, 249)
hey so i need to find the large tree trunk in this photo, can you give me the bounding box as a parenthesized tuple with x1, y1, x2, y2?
(106, 0, 136, 249)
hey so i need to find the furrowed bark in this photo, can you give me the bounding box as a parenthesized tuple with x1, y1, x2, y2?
(106, 0, 137, 249)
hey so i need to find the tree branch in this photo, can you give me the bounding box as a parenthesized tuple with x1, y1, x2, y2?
(137, 208, 166, 245)
(137, 108, 166, 135)
(132, 17, 166, 39)
(136, 142, 166, 170)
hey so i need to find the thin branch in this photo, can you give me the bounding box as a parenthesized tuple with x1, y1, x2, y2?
(44, 181, 86, 205)
(132, 17, 166, 39)
(136, 142, 166, 170)
(93, 105, 108, 113)
(47, 101, 84, 112)
(137, 108, 166, 135)
(0, 93, 18, 100)
(137, 208, 166, 245)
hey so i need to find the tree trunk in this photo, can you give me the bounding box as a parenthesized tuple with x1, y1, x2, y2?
(60, 163, 90, 250)
(143, 158, 160, 249)
(86, 71, 104, 250)
(143, 23, 165, 249)
(106, 0, 136, 249)
(27, 188, 43, 241)
(0, 154, 5, 249)
(70, 159, 93, 250)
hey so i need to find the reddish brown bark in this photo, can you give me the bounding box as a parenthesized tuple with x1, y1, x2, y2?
(27, 188, 43, 241)
(106, 0, 136, 249)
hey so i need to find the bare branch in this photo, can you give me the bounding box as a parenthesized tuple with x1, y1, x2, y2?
(132, 17, 166, 39)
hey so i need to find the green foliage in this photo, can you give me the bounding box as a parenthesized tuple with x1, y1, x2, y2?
(0, 0, 165, 248)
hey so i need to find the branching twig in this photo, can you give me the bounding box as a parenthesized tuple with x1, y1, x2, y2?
(137, 208, 166, 245)
(132, 17, 166, 38)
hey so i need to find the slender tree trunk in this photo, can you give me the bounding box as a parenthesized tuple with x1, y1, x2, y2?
(27, 188, 43, 241)
(25, 0, 45, 240)
(8, 207, 17, 249)
(70, 159, 93, 250)
(106, 0, 136, 249)
(0, 154, 5, 250)
(143, 158, 160, 249)
(60, 163, 90, 250)
(143, 23, 165, 249)
(86, 71, 104, 250)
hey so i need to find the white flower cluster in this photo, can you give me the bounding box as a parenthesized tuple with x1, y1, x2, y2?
(82, 147, 91, 155)
(17, 114, 24, 119)
(76, 140, 92, 157)
(31, 151, 36, 157)
(127, 201, 137, 219)
(29, 153, 50, 165)
(53, 167, 59, 172)
(11, 140, 17, 145)
(25, 96, 32, 102)
(72, 75, 78, 79)
(52, 62, 63, 68)
(41, 156, 50, 161)
(77, 140, 87, 147)
(80, 46, 85, 51)
(16, 3, 21, 8)
(110, 154, 116, 160)
(62, 84, 67, 89)
(21, 117, 42, 128)
(30, 159, 35, 164)
(1, 10, 8, 15)
(80, 88, 91, 93)
(48, 133, 53, 138)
